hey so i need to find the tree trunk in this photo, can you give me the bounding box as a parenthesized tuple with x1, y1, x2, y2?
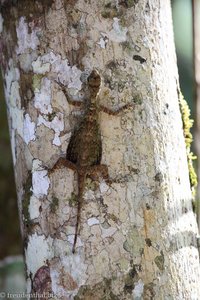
(1, 0, 200, 299)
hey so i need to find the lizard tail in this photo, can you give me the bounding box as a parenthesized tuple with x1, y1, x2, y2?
(72, 171, 85, 254)
(72, 219, 79, 254)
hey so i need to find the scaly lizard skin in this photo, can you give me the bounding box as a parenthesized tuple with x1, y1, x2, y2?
(67, 69, 103, 253)
(52, 69, 134, 253)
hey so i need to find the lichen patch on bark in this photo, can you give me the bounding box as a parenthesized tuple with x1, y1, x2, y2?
(1, 0, 200, 298)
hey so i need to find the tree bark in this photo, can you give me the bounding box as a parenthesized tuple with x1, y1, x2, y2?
(1, 0, 200, 299)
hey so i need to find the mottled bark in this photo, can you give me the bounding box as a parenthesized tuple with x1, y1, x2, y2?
(1, 0, 200, 299)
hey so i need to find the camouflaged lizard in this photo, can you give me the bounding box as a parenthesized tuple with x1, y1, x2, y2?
(53, 69, 134, 253)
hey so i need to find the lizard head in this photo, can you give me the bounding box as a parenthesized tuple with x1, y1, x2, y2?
(87, 69, 101, 98)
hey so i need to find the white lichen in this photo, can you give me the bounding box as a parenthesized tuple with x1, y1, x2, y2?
(37, 113, 64, 146)
(9, 106, 24, 138)
(5, 59, 20, 98)
(19, 51, 38, 72)
(25, 233, 53, 275)
(29, 195, 41, 219)
(40, 51, 59, 64)
(87, 217, 100, 226)
(34, 78, 52, 114)
(50, 255, 87, 297)
(50, 268, 69, 298)
(132, 279, 144, 298)
(51, 58, 82, 90)
(99, 181, 110, 194)
(23, 113, 36, 144)
(10, 81, 21, 107)
(4, 61, 23, 164)
(32, 51, 82, 91)
(9, 105, 24, 165)
(98, 35, 108, 49)
(32, 56, 51, 74)
(60, 255, 87, 284)
(32, 159, 50, 198)
(16, 17, 40, 55)
(108, 18, 128, 43)
(53, 239, 70, 257)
